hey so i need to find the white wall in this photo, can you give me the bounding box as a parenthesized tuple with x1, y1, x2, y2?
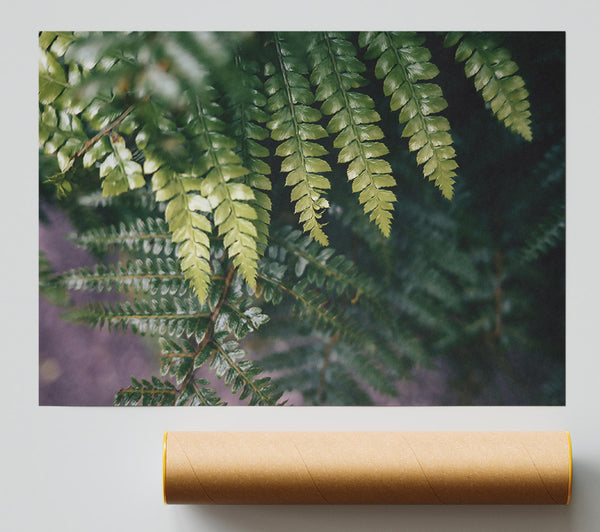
(2, 2, 599, 530)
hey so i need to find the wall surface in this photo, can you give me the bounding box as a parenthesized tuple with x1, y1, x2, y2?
(2, 1, 599, 531)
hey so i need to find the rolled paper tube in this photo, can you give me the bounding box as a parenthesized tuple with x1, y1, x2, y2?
(163, 431, 572, 505)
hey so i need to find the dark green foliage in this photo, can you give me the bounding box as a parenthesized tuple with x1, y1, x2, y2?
(444, 32, 532, 141)
(39, 251, 70, 306)
(63, 298, 210, 339)
(115, 377, 177, 406)
(69, 217, 172, 255)
(56, 257, 189, 296)
(265, 33, 332, 245)
(360, 32, 457, 199)
(39, 31, 565, 406)
(309, 32, 396, 236)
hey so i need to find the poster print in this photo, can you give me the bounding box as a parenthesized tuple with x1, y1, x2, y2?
(39, 31, 565, 406)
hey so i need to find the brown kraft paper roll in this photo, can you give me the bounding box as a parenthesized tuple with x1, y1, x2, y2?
(163, 431, 572, 505)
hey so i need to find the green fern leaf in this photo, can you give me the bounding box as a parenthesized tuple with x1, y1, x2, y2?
(145, 157, 213, 303)
(187, 91, 260, 289)
(309, 32, 396, 236)
(69, 217, 173, 256)
(39, 47, 69, 106)
(40, 107, 89, 174)
(269, 225, 381, 302)
(323, 364, 375, 406)
(445, 32, 533, 141)
(55, 257, 188, 296)
(159, 336, 197, 385)
(265, 33, 332, 245)
(176, 379, 225, 406)
(257, 270, 398, 392)
(360, 31, 458, 199)
(40, 31, 76, 58)
(228, 56, 272, 250)
(115, 377, 177, 406)
(64, 298, 210, 341)
(520, 204, 565, 264)
(97, 134, 145, 196)
(209, 333, 283, 405)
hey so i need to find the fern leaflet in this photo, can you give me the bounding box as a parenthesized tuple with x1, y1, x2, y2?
(444, 32, 532, 141)
(54, 257, 189, 296)
(115, 377, 177, 406)
(188, 92, 260, 289)
(310, 32, 396, 236)
(228, 56, 273, 250)
(360, 31, 457, 199)
(265, 33, 332, 245)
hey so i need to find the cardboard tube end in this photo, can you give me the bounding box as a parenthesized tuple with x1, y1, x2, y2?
(162, 431, 168, 505)
(567, 431, 572, 505)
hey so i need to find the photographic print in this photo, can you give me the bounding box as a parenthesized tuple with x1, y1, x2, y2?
(39, 31, 565, 406)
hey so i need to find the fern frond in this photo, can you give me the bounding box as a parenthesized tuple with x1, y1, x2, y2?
(360, 31, 457, 199)
(39, 40, 70, 106)
(39, 31, 76, 58)
(269, 225, 381, 301)
(145, 158, 213, 303)
(208, 333, 283, 405)
(258, 274, 345, 336)
(40, 106, 89, 175)
(259, 336, 395, 403)
(158, 336, 196, 385)
(76, 186, 163, 213)
(444, 32, 532, 141)
(64, 298, 210, 341)
(520, 204, 565, 264)
(259, 341, 318, 372)
(187, 91, 260, 288)
(176, 379, 225, 406)
(323, 363, 375, 406)
(256, 267, 400, 394)
(265, 33, 332, 245)
(70, 217, 172, 256)
(343, 349, 399, 397)
(55, 257, 188, 296)
(115, 377, 177, 406)
(95, 133, 145, 195)
(228, 56, 272, 250)
(309, 32, 396, 236)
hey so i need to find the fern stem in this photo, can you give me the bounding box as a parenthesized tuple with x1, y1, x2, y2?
(39, 73, 69, 88)
(74, 104, 134, 158)
(177, 265, 236, 396)
(189, 381, 217, 406)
